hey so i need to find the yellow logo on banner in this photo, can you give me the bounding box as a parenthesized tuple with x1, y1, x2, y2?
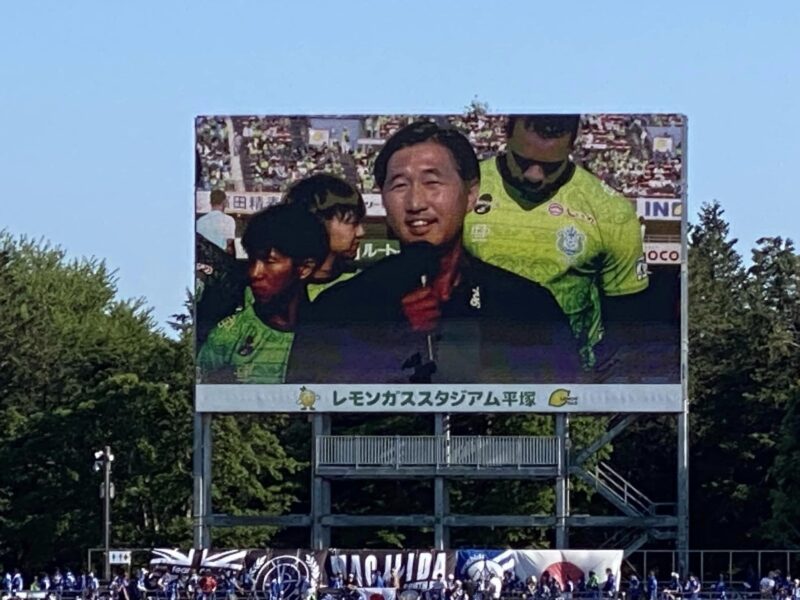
(548, 388, 578, 407)
(298, 386, 319, 410)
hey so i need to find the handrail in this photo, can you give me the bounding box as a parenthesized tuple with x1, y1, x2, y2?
(593, 462, 654, 515)
(316, 435, 559, 468)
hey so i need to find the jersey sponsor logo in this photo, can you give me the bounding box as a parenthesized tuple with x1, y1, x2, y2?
(547, 203, 596, 225)
(566, 207, 597, 225)
(218, 314, 237, 329)
(469, 223, 490, 242)
(556, 225, 585, 258)
(474, 193, 493, 215)
(636, 255, 648, 280)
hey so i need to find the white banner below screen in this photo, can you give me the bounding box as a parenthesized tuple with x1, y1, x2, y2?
(196, 383, 681, 413)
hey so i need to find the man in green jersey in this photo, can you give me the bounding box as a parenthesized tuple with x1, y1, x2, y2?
(283, 173, 366, 300)
(197, 203, 328, 383)
(463, 115, 650, 372)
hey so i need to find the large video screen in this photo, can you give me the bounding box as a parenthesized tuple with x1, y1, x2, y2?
(194, 114, 685, 412)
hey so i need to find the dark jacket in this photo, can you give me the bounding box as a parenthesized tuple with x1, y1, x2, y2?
(287, 247, 580, 383)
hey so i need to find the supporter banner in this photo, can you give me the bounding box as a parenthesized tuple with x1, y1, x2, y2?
(148, 549, 622, 595)
(195, 114, 686, 412)
(196, 383, 682, 412)
(454, 549, 622, 590)
(309, 128, 331, 147)
(150, 548, 247, 574)
(644, 242, 682, 264)
(636, 198, 682, 220)
(326, 550, 451, 590)
(196, 190, 283, 215)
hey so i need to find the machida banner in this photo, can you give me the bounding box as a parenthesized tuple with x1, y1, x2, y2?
(149, 549, 622, 597)
(194, 114, 686, 413)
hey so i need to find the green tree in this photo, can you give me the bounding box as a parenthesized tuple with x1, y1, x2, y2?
(686, 206, 800, 547)
(0, 234, 300, 573)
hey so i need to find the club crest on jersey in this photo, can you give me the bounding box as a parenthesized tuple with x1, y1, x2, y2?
(556, 225, 585, 258)
(474, 193, 493, 215)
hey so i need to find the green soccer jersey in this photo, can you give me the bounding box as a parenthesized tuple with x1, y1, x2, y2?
(463, 157, 648, 367)
(306, 270, 359, 301)
(197, 299, 294, 384)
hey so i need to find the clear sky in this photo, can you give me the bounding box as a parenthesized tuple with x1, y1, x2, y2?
(1, 1, 798, 330)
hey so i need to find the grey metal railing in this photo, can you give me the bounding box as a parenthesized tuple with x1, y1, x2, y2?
(316, 435, 559, 468)
(592, 461, 655, 516)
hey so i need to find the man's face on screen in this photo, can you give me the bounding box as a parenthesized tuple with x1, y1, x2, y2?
(247, 248, 297, 303)
(381, 141, 478, 247)
(507, 119, 572, 189)
(325, 212, 365, 259)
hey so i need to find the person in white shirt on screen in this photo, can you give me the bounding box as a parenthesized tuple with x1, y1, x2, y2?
(197, 189, 236, 254)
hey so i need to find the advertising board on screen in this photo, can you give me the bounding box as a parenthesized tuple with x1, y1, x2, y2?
(194, 114, 686, 412)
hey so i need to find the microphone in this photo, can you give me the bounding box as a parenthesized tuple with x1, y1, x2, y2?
(419, 273, 436, 362)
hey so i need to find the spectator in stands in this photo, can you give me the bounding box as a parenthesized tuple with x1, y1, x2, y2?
(11, 570, 23, 597)
(84, 572, 99, 600)
(163, 575, 181, 600)
(286, 120, 576, 384)
(298, 574, 312, 600)
(685, 575, 700, 600)
(563, 576, 575, 600)
(197, 204, 328, 384)
(39, 572, 51, 593)
(712, 574, 727, 600)
(431, 574, 446, 600)
(445, 574, 456, 599)
(502, 571, 519, 595)
(269, 575, 282, 600)
(762, 572, 779, 599)
(463, 114, 651, 377)
(526, 576, 538, 598)
(371, 570, 385, 588)
(587, 571, 600, 600)
(110, 570, 130, 600)
(603, 569, 616, 599)
(450, 581, 465, 600)
(53, 568, 63, 593)
(628, 575, 641, 600)
(388, 569, 400, 593)
(282, 174, 366, 300)
(66, 569, 77, 592)
(219, 574, 238, 600)
(197, 190, 236, 254)
(344, 575, 360, 600)
(665, 573, 682, 600)
(199, 571, 217, 600)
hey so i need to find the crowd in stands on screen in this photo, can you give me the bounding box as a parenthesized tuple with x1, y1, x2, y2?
(573, 114, 682, 198)
(197, 114, 683, 201)
(196, 117, 232, 191)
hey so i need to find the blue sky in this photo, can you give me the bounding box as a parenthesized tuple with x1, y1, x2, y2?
(1, 1, 798, 330)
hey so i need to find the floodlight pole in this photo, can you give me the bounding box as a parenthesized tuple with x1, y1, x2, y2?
(98, 446, 113, 582)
